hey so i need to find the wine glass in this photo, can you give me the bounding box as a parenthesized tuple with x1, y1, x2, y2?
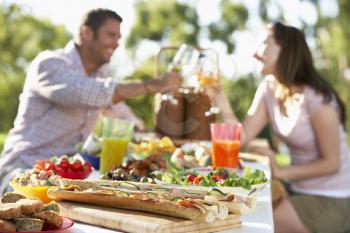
(161, 44, 200, 104)
(196, 53, 219, 88)
(195, 52, 221, 117)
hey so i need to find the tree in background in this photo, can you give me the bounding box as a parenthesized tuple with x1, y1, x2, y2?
(2, 0, 350, 145)
(0, 3, 70, 132)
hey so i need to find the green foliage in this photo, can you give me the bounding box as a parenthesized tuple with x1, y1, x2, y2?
(0, 3, 70, 132)
(208, 0, 248, 53)
(221, 74, 257, 121)
(127, 0, 200, 48)
(124, 58, 157, 128)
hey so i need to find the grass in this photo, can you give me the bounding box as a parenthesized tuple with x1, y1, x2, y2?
(0, 132, 7, 153)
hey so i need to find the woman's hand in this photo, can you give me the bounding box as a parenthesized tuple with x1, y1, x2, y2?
(268, 154, 283, 179)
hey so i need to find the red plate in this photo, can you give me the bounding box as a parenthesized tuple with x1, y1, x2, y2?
(8, 217, 74, 233)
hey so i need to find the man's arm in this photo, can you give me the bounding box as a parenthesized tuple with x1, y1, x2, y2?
(35, 56, 116, 108)
(112, 72, 182, 103)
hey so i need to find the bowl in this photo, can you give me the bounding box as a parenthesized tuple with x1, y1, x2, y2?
(81, 152, 100, 170)
(55, 169, 92, 180)
(9, 182, 57, 203)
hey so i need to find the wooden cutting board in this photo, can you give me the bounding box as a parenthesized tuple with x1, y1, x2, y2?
(59, 201, 241, 233)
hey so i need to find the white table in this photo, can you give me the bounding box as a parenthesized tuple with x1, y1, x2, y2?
(60, 160, 274, 233)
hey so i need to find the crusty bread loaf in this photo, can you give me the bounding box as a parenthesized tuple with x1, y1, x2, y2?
(0, 203, 22, 219)
(0, 219, 16, 232)
(13, 217, 44, 232)
(48, 188, 215, 222)
(34, 210, 63, 229)
(16, 198, 43, 215)
(1, 192, 26, 203)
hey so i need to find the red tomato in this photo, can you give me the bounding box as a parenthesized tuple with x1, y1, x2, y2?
(35, 161, 46, 170)
(176, 200, 196, 208)
(187, 174, 196, 182)
(211, 175, 221, 182)
(193, 176, 203, 185)
(58, 160, 69, 171)
(45, 162, 56, 171)
(82, 162, 93, 172)
(55, 167, 65, 174)
(71, 160, 83, 172)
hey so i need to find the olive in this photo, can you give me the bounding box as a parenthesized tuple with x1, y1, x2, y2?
(120, 174, 129, 181)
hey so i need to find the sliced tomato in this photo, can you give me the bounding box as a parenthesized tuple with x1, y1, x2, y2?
(211, 175, 221, 182)
(176, 200, 196, 208)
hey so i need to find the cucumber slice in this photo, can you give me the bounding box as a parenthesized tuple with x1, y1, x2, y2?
(207, 187, 226, 196)
(153, 187, 170, 193)
(120, 181, 141, 190)
(145, 192, 158, 199)
(171, 196, 184, 202)
(115, 190, 129, 197)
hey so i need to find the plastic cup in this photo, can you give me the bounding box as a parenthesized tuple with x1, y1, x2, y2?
(99, 118, 134, 174)
(210, 123, 242, 168)
(100, 137, 130, 174)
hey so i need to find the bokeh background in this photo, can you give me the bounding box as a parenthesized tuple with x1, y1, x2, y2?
(1, 0, 350, 152)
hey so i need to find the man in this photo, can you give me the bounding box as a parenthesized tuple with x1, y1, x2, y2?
(0, 8, 181, 194)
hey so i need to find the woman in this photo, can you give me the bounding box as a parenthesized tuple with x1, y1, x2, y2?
(225, 22, 350, 233)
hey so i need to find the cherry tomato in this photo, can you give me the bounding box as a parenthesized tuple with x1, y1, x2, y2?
(58, 160, 69, 171)
(71, 160, 83, 172)
(45, 162, 56, 171)
(55, 167, 65, 175)
(187, 174, 196, 182)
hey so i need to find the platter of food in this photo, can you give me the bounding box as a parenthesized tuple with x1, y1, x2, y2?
(0, 192, 70, 232)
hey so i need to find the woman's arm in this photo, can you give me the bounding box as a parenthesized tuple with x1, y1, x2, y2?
(272, 105, 341, 180)
(241, 101, 270, 147)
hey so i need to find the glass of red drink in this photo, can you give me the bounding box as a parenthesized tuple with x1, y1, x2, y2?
(210, 123, 242, 168)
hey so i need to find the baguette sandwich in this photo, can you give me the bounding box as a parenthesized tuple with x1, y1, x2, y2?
(48, 179, 228, 223)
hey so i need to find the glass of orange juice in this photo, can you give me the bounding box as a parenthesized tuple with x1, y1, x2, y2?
(100, 118, 134, 174)
(210, 123, 242, 168)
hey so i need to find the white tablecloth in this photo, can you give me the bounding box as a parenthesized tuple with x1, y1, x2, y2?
(59, 161, 274, 233)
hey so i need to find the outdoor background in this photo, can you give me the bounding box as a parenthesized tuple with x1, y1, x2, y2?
(1, 0, 350, 152)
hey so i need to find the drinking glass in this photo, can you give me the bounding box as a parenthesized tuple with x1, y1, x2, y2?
(210, 123, 242, 168)
(196, 53, 221, 117)
(196, 54, 219, 88)
(162, 44, 200, 104)
(100, 118, 134, 174)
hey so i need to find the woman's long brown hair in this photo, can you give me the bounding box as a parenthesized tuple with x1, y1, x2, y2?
(270, 22, 346, 126)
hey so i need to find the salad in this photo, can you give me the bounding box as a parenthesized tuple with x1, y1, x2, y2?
(153, 158, 267, 190)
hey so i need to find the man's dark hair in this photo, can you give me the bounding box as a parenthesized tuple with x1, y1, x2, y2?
(80, 8, 123, 38)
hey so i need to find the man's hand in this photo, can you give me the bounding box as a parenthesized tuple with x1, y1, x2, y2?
(158, 71, 182, 93)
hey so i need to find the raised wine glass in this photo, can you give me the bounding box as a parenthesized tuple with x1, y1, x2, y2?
(195, 51, 221, 117)
(161, 44, 200, 104)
